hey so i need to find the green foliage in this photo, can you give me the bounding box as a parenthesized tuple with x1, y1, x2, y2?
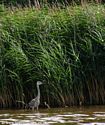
(1, 4, 105, 108)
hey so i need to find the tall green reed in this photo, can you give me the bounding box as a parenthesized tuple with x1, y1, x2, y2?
(1, 4, 105, 108)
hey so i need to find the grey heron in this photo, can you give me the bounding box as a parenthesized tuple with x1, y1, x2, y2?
(28, 81, 43, 110)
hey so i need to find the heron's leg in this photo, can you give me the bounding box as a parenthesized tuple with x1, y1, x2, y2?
(37, 106, 38, 110)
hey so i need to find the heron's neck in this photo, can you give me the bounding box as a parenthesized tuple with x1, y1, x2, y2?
(37, 85, 40, 98)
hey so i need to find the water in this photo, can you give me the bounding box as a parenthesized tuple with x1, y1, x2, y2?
(0, 106, 105, 125)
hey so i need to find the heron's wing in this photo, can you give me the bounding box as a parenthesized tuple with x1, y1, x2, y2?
(29, 98, 37, 105)
(29, 97, 39, 107)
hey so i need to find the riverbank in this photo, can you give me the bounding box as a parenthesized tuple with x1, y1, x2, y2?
(1, 106, 105, 124)
(0, 4, 105, 108)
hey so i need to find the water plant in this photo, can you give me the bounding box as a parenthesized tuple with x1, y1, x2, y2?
(0, 4, 105, 108)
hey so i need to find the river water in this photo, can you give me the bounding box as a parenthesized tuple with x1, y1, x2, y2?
(0, 106, 105, 125)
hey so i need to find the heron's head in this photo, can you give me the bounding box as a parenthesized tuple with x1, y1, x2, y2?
(37, 81, 43, 86)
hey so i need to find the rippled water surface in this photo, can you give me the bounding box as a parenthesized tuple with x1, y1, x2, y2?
(0, 106, 105, 125)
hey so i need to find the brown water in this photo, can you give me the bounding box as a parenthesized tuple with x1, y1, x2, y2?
(0, 106, 105, 125)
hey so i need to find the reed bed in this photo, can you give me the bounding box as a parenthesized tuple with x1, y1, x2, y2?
(0, 4, 105, 108)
